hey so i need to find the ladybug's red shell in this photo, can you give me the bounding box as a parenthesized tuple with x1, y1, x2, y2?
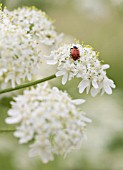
(70, 46, 80, 61)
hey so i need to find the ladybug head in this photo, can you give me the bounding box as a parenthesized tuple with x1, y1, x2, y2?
(73, 46, 78, 49)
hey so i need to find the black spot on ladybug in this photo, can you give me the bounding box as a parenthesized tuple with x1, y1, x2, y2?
(70, 46, 80, 61)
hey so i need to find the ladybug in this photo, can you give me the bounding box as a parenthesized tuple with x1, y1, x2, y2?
(70, 46, 80, 61)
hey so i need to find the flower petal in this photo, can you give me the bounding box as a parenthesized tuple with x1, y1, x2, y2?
(47, 60, 57, 65)
(92, 79, 98, 89)
(90, 87, 100, 97)
(62, 73, 68, 85)
(78, 80, 90, 93)
(72, 99, 86, 105)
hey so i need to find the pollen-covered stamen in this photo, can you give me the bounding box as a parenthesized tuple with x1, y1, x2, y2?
(70, 46, 80, 61)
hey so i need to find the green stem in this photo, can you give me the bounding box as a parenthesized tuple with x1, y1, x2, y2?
(0, 74, 56, 94)
(0, 129, 15, 133)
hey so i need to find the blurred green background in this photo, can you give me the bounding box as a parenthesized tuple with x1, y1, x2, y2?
(0, 0, 123, 170)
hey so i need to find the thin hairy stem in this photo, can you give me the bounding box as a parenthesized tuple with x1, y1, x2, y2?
(0, 74, 56, 94)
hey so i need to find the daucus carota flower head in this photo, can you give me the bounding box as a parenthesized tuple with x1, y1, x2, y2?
(46, 43, 115, 97)
(5, 83, 91, 163)
(0, 12, 42, 89)
(7, 6, 63, 46)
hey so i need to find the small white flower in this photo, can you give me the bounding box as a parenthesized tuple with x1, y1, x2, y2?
(6, 83, 91, 163)
(6, 6, 63, 46)
(46, 43, 115, 96)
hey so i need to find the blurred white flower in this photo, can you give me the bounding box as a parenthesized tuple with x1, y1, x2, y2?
(74, 0, 110, 18)
(6, 6, 63, 46)
(0, 6, 64, 90)
(0, 19, 41, 89)
(46, 43, 115, 96)
(5, 83, 91, 163)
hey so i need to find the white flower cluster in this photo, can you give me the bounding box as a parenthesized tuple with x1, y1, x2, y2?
(0, 6, 63, 89)
(7, 7, 63, 46)
(0, 18, 41, 88)
(5, 83, 91, 163)
(47, 43, 115, 97)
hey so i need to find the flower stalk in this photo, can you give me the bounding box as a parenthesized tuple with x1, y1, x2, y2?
(0, 74, 56, 94)
(0, 129, 15, 133)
